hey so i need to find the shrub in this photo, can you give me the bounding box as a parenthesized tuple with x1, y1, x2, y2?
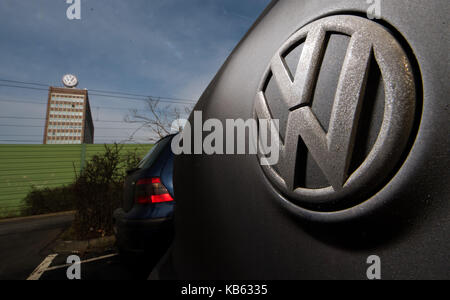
(19, 144, 143, 239)
(72, 144, 142, 240)
(22, 185, 76, 216)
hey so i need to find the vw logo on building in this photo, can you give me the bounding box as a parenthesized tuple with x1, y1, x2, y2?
(254, 15, 417, 218)
(62, 74, 79, 88)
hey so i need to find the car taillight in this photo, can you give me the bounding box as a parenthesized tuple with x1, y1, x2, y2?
(135, 177, 173, 204)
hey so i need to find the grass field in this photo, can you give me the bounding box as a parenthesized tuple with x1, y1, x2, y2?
(0, 144, 153, 218)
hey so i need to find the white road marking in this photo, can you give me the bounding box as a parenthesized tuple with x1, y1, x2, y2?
(27, 254, 58, 280)
(45, 253, 118, 271)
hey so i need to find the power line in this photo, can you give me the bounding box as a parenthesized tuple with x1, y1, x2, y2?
(90, 89, 195, 103)
(0, 140, 45, 142)
(0, 116, 44, 120)
(0, 124, 145, 130)
(0, 124, 44, 128)
(0, 84, 193, 104)
(0, 78, 196, 102)
(89, 92, 196, 105)
(0, 134, 150, 138)
(0, 99, 192, 117)
(0, 99, 46, 106)
(0, 115, 132, 123)
(0, 79, 48, 87)
(0, 84, 48, 92)
(0, 78, 197, 104)
(0, 141, 153, 144)
(0, 98, 162, 114)
(0, 86, 194, 105)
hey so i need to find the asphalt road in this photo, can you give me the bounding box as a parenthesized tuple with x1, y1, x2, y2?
(0, 213, 74, 280)
(0, 212, 158, 280)
(39, 251, 156, 280)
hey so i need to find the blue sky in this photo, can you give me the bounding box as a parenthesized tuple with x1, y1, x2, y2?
(0, 0, 270, 144)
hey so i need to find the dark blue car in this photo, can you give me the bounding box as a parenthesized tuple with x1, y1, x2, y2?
(113, 134, 176, 256)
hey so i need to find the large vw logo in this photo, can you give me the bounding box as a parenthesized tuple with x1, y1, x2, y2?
(255, 15, 416, 214)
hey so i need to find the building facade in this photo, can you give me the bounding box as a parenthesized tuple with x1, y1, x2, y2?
(43, 87, 94, 144)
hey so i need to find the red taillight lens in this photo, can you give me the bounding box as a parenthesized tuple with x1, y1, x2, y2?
(135, 177, 173, 204)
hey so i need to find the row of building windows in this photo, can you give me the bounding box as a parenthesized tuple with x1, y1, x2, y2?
(48, 128, 82, 132)
(51, 93, 84, 99)
(49, 117, 83, 123)
(49, 110, 83, 117)
(47, 140, 82, 144)
(47, 135, 82, 140)
(52, 97, 84, 104)
(47, 131, 82, 137)
(50, 98, 84, 103)
(48, 124, 83, 130)
(50, 103, 84, 109)
(50, 99, 84, 105)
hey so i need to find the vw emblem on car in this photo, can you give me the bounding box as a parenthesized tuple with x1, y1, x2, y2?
(254, 15, 417, 217)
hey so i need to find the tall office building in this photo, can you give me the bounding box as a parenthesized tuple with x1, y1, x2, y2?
(43, 75, 94, 144)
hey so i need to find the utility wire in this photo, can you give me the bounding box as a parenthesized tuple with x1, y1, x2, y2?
(0, 134, 149, 138)
(0, 115, 133, 123)
(0, 99, 192, 117)
(0, 79, 197, 104)
(0, 84, 48, 92)
(0, 124, 145, 129)
(0, 78, 195, 102)
(0, 99, 46, 105)
(0, 79, 48, 87)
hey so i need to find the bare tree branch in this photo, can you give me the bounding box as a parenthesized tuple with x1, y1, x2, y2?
(124, 97, 194, 142)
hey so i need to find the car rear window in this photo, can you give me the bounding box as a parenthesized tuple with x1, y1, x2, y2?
(137, 136, 172, 169)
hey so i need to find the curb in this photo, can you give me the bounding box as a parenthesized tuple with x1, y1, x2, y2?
(0, 210, 76, 224)
(53, 236, 116, 254)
